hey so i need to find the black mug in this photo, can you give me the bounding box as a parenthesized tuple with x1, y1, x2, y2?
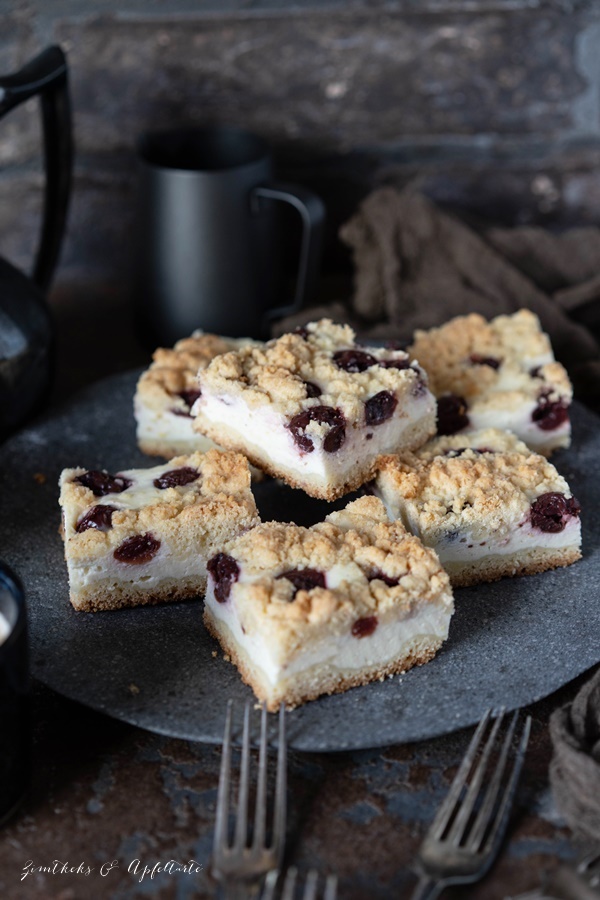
(0, 564, 30, 826)
(134, 125, 325, 344)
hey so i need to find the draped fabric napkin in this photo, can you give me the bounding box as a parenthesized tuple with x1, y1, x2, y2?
(550, 667, 600, 842)
(280, 186, 600, 412)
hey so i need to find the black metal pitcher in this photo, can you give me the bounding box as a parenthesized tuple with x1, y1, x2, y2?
(0, 46, 72, 442)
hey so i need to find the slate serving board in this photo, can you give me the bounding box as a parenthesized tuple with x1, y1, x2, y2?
(0, 370, 598, 752)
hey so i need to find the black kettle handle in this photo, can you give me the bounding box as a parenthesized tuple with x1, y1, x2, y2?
(0, 46, 72, 293)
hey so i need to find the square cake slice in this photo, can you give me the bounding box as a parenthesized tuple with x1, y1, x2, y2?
(193, 319, 437, 500)
(134, 331, 260, 459)
(59, 450, 259, 612)
(408, 309, 572, 455)
(204, 496, 454, 710)
(374, 429, 582, 588)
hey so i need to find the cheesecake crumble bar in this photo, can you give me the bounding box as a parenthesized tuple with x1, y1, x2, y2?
(204, 495, 454, 710)
(59, 450, 259, 612)
(193, 319, 437, 500)
(375, 429, 581, 588)
(134, 331, 260, 459)
(409, 310, 572, 455)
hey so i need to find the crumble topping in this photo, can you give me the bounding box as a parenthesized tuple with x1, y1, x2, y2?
(409, 310, 572, 409)
(196, 319, 429, 421)
(414, 428, 531, 461)
(211, 496, 452, 651)
(376, 449, 574, 543)
(60, 450, 258, 559)
(136, 331, 260, 415)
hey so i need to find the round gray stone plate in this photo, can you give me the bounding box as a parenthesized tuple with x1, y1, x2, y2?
(0, 370, 598, 752)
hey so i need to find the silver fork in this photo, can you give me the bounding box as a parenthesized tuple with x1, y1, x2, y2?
(212, 700, 287, 899)
(411, 708, 531, 900)
(261, 868, 338, 900)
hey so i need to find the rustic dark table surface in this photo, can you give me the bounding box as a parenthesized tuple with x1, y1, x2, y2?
(0, 284, 595, 900)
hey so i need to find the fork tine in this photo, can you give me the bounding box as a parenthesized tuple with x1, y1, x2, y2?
(480, 714, 531, 855)
(214, 699, 233, 856)
(323, 874, 338, 900)
(281, 867, 297, 900)
(272, 703, 287, 862)
(261, 869, 280, 900)
(253, 701, 269, 850)
(447, 709, 505, 846)
(233, 701, 252, 849)
(261, 869, 337, 900)
(467, 710, 518, 850)
(578, 851, 600, 873)
(303, 869, 319, 900)
(430, 708, 493, 840)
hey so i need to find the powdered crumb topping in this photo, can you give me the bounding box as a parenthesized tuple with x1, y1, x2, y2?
(409, 310, 572, 411)
(211, 496, 453, 652)
(197, 319, 429, 420)
(136, 332, 260, 415)
(60, 450, 258, 558)
(376, 448, 573, 543)
(415, 428, 531, 461)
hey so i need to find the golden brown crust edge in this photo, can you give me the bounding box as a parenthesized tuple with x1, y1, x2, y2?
(444, 546, 581, 588)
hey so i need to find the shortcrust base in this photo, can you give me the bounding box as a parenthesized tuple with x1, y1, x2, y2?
(443, 545, 581, 588)
(70, 575, 206, 612)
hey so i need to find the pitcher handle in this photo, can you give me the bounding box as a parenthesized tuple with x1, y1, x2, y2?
(253, 183, 325, 326)
(0, 46, 73, 293)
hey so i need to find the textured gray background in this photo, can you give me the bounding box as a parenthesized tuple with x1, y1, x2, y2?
(0, 370, 598, 752)
(1, 0, 600, 288)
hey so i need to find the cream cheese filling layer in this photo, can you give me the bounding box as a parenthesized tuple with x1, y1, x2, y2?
(78, 463, 199, 513)
(466, 403, 570, 449)
(205, 580, 451, 687)
(197, 391, 433, 482)
(68, 544, 209, 591)
(432, 516, 581, 563)
(135, 403, 216, 454)
(374, 489, 581, 563)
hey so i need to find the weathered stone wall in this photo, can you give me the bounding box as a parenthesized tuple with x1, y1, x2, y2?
(1, 1, 600, 283)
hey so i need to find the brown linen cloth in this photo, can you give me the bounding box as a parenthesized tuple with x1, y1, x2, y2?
(550, 667, 600, 842)
(279, 186, 600, 409)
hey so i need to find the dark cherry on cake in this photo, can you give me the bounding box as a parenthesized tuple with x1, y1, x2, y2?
(469, 354, 501, 370)
(304, 381, 322, 398)
(437, 394, 469, 435)
(74, 470, 131, 497)
(368, 569, 400, 587)
(207, 552, 240, 603)
(365, 391, 397, 426)
(532, 390, 570, 432)
(379, 357, 411, 371)
(287, 406, 346, 453)
(352, 616, 378, 638)
(153, 467, 199, 489)
(278, 568, 326, 598)
(333, 348, 377, 373)
(179, 388, 201, 409)
(530, 492, 581, 533)
(171, 388, 201, 418)
(76, 504, 117, 533)
(114, 533, 161, 564)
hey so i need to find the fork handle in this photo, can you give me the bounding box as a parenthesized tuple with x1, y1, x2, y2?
(410, 875, 445, 900)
